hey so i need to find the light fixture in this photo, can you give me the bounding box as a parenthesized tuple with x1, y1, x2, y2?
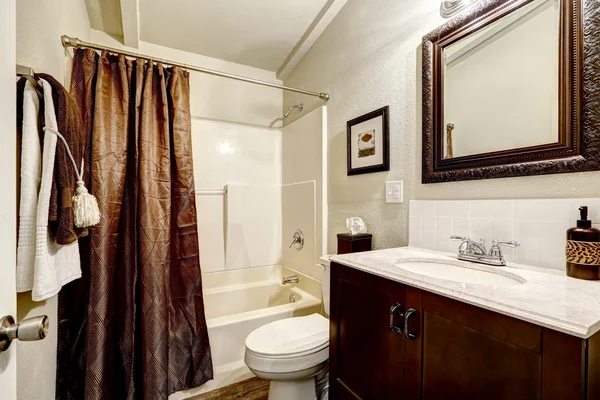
(440, 0, 481, 18)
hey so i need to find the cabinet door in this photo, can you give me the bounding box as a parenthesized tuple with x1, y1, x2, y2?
(419, 292, 542, 400)
(330, 262, 405, 400)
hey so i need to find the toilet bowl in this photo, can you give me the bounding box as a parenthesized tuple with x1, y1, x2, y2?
(245, 313, 329, 400)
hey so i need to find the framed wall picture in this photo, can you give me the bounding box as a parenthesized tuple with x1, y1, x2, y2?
(347, 106, 390, 175)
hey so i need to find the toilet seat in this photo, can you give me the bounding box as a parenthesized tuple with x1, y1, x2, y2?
(246, 340, 329, 359)
(245, 314, 329, 374)
(245, 313, 329, 358)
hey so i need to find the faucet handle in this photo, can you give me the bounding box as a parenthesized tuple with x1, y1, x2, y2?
(288, 229, 304, 250)
(492, 239, 520, 248)
(450, 235, 469, 241)
(489, 239, 520, 258)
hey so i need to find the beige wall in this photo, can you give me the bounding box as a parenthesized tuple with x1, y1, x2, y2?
(283, 0, 600, 253)
(17, 0, 91, 83)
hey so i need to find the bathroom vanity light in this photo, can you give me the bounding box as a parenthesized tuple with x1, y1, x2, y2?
(440, 0, 481, 18)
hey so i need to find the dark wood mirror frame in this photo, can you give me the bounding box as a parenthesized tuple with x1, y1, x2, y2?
(422, 0, 600, 183)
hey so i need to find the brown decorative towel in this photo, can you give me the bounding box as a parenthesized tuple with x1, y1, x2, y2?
(36, 73, 88, 244)
(16, 77, 27, 135)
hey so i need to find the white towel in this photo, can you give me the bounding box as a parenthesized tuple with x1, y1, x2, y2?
(16, 79, 81, 301)
(16, 81, 41, 290)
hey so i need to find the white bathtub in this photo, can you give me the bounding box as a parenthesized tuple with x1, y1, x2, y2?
(170, 265, 322, 399)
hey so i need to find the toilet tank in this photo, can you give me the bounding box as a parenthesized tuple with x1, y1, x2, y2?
(319, 255, 334, 316)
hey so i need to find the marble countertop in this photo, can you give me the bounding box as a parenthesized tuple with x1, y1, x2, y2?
(331, 247, 600, 339)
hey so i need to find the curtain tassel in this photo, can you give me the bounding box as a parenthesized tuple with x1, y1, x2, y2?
(43, 127, 101, 228)
(72, 161, 100, 228)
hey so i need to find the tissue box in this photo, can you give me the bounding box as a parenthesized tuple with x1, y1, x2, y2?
(337, 233, 373, 254)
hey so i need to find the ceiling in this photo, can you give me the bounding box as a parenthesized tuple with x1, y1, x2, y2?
(85, 0, 342, 73)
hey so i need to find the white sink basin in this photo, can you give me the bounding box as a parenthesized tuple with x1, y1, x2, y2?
(395, 261, 524, 287)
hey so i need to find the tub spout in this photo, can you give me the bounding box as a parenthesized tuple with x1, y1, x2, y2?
(282, 275, 299, 285)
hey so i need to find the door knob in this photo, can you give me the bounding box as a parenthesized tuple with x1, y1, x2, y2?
(0, 315, 49, 352)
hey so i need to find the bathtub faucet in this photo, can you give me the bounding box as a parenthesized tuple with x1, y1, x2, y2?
(282, 275, 299, 285)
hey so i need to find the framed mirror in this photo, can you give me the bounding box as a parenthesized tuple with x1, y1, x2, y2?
(421, 0, 600, 183)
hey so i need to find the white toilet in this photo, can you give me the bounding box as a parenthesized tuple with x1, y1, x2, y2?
(244, 257, 332, 400)
(244, 313, 329, 400)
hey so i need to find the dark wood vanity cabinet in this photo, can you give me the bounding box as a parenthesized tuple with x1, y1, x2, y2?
(329, 262, 600, 400)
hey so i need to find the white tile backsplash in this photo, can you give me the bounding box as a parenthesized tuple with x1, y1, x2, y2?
(436, 217, 454, 253)
(409, 198, 600, 272)
(409, 200, 437, 218)
(421, 216, 437, 250)
(471, 199, 515, 219)
(470, 219, 492, 247)
(437, 200, 470, 218)
(514, 220, 543, 267)
(491, 219, 515, 241)
(408, 216, 422, 247)
(515, 199, 571, 222)
(452, 218, 470, 237)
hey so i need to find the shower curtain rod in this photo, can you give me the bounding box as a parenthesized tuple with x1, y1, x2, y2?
(61, 35, 330, 101)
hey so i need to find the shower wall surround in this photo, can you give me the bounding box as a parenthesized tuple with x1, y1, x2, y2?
(281, 107, 328, 280)
(409, 199, 600, 271)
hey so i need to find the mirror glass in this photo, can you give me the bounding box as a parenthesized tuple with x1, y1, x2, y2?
(442, 0, 560, 159)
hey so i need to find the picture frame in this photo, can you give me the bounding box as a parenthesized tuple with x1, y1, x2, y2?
(347, 106, 390, 175)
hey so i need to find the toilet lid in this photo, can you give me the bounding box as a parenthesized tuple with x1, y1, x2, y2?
(245, 314, 329, 357)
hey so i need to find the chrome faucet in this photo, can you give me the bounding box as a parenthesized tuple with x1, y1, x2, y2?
(282, 275, 299, 285)
(450, 235, 520, 266)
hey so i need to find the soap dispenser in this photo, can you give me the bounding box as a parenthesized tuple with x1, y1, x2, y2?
(566, 206, 600, 280)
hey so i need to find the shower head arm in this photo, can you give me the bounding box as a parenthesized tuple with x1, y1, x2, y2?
(284, 103, 304, 118)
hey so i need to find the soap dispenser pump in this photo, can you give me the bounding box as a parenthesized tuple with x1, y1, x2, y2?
(566, 206, 600, 280)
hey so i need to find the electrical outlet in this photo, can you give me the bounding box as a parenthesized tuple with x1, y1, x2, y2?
(385, 181, 403, 204)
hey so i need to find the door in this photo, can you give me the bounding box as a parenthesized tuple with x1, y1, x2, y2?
(0, 0, 18, 399)
(329, 262, 405, 399)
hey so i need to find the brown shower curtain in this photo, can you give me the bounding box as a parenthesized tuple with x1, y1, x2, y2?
(56, 49, 213, 400)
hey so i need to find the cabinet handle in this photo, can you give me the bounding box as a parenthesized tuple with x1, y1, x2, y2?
(389, 303, 403, 334)
(404, 308, 417, 340)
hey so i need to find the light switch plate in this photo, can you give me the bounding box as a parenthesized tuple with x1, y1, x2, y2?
(385, 181, 403, 203)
